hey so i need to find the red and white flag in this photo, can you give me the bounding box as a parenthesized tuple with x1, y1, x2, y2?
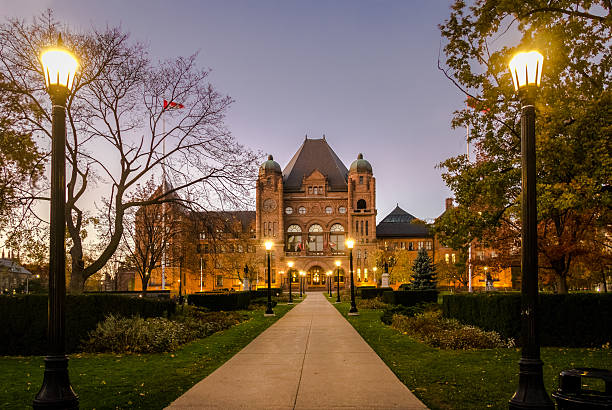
(163, 99, 184, 109)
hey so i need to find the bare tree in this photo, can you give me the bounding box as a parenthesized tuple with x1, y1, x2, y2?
(122, 178, 183, 293)
(0, 12, 259, 292)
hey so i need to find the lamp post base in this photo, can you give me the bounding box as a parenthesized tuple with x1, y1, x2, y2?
(264, 312, 276, 317)
(33, 355, 79, 410)
(348, 311, 360, 316)
(509, 358, 554, 410)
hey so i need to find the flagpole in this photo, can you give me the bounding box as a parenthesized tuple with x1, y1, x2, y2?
(161, 115, 166, 291)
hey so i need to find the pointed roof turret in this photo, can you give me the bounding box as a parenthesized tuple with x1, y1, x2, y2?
(282, 138, 348, 191)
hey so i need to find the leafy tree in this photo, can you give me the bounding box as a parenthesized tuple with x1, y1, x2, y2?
(436, 1, 611, 293)
(409, 248, 437, 290)
(436, 249, 473, 289)
(0, 12, 258, 292)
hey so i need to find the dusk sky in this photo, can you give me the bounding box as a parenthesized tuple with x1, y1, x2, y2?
(4, 0, 472, 222)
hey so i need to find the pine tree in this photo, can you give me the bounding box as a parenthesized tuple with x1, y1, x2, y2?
(409, 248, 437, 290)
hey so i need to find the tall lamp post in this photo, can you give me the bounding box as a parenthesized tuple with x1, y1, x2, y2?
(34, 36, 79, 410)
(335, 260, 341, 303)
(299, 271, 305, 298)
(287, 261, 294, 304)
(507, 50, 553, 410)
(326, 271, 332, 297)
(264, 241, 274, 316)
(346, 239, 358, 316)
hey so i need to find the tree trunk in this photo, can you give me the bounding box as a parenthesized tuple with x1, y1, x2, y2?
(69, 267, 86, 294)
(557, 274, 569, 294)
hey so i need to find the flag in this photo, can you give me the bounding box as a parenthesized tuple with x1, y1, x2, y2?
(466, 96, 490, 113)
(163, 99, 184, 109)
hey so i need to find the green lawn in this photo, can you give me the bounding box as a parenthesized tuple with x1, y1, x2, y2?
(1, 303, 296, 409)
(332, 300, 612, 410)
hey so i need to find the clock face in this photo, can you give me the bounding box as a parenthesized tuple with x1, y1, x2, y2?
(263, 198, 277, 212)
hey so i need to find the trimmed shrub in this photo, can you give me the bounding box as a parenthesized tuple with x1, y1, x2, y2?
(249, 288, 282, 299)
(442, 293, 612, 347)
(0, 294, 176, 355)
(187, 291, 251, 311)
(382, 290, 438, 306)
(391, 310, 510, 349)
(360, 287, 393, 299)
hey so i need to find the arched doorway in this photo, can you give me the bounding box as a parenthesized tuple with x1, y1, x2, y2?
(307, 265, 326, 286)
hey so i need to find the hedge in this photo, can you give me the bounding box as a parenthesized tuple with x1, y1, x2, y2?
(382, 290, 439, 306)
(360, 287, 393, 299)
(442, 293, 612, 347)
(0, 294, 176, 355)
(187, 291, 251, 311)
(249, 288, 282, 299)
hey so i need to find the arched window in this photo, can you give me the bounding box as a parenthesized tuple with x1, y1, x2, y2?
(308, 224, 323, 232)
(308, 224, 324, 252)
(286, 224, 302, 252)
(357, 199, 367, 209)
(330, 224, 345, 251)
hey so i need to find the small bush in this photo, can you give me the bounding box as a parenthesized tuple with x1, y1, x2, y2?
(357, 297, 390, 310)
(83, 315, 190, 353)
(83, 308, 247, 353)
(381, 303, 437, 325)
(391, 310, 511, 350)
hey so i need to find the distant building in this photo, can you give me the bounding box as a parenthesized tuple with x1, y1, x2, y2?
(0, 258, 34, 294)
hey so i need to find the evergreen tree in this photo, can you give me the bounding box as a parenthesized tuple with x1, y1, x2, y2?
(410, 248, 437, 290)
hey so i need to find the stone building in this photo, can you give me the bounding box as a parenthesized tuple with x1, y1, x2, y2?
(256, 137, 377, 290)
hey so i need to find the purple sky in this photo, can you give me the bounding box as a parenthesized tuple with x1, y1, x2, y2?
(4, 0, 470, 222)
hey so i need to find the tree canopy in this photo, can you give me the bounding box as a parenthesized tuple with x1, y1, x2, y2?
(0, 12, 259, 291)
(435, 1, 611, 293)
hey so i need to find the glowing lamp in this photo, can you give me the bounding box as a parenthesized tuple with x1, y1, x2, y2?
(299, 271, 306, 277)
(346, 239, 355, 249)
(287, 261, 294, 268)
(264, 241, 273, 251)
(335, 260, 341, 267)
(40, 40, 79, 91)
(326, 271, 332, 277)
(508, 51, 543, 91)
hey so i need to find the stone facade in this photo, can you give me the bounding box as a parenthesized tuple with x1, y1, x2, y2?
(256, 137, 377, 290)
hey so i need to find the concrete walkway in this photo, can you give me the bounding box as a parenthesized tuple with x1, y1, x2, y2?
(168, 292, 427, 409)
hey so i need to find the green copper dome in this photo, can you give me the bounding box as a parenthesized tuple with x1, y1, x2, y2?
(260, 154, 281, 173)
(349, 153, 372, 173)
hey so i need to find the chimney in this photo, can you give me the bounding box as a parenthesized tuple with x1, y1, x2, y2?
(445, 198, 454, 210)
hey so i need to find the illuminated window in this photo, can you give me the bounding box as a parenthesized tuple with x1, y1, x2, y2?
(452, 253, 456, 263)
(286, 225, 302, 252)
(308, 224, 323, 252)
(445, 253, 450, 263)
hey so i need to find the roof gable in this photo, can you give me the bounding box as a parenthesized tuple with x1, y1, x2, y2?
(283, 138, 348, 191)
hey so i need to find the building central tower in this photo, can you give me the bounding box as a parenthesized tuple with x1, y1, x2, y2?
(256, 137, 377, 290)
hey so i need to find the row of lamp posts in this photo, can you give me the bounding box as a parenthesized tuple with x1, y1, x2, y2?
(32, 35, 551, 409)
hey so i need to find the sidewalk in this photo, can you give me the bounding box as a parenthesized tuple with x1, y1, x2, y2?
(168, 292, 427, 409)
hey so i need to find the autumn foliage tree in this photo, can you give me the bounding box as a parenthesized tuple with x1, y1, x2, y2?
(0, 12, 258, 292)
(435, 1, 611, 293)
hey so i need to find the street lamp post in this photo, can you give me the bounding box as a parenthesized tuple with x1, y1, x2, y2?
(34, 35, 79, 410)
(346, 239, 358, 315)
(287, 261, 294, 304)
(299, 271, 305, 298)
(264, 241, 274, 316)
(508, 50, 553, 410)
(335, 260, 341, 303)
(326, 271, 332, 297)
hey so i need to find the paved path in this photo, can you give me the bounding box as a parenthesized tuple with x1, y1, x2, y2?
(168, 292, 427, 409)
